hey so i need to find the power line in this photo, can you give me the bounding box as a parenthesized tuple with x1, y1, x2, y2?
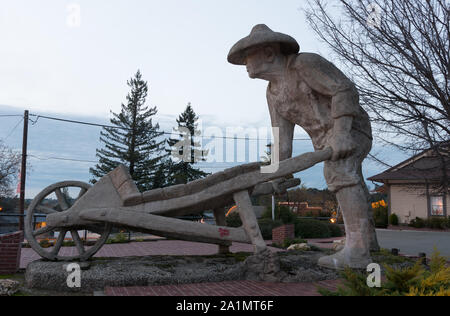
(27, 154, 266, 169)
(0, 114, 23, 118)
(2, 117, 23, 141)
(28, 154, 97, 164)
(28, 112, 311, 141)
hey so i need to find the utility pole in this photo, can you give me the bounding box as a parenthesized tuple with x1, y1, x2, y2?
(18, 110, 29, 233)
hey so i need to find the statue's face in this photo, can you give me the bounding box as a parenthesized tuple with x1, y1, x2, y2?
(245, 45, 281, 81)
(245, 47, 269, 79)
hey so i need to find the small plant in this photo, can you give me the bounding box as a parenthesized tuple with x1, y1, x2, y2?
(409, 217, 426, 228)
(113, 232, 128, 243)
(62, 240, 75, 247)
(319, 249, 450, 296)
(39, 239, 53, 248)
(389, 213, 399, 226)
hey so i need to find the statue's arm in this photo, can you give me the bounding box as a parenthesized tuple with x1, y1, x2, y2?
(294, 53, 358, 161)
(267, 99, 295, 161)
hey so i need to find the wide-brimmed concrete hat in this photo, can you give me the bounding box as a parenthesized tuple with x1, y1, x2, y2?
(228, 24, 300, 65)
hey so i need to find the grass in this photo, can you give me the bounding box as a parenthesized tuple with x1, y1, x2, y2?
(371, 248, 415, 265)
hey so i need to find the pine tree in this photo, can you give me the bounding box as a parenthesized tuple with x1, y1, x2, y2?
(166, 103, 209, 185)
(90, 70, 166, 191)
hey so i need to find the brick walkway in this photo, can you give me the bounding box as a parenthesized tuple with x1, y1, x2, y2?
(104, 280, 341, 296)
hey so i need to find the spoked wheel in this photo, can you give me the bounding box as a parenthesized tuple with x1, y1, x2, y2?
(25, 181, 111, 261)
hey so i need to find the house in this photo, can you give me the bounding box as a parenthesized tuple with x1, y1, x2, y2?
(368, 147, 449, 224)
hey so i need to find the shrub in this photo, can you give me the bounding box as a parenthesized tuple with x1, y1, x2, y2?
(319, 249, 450, 296)
(409, 217, 426, 228)
(373, 205, 388, 228)
(294, 219, 331, 239)
(39, 239, 53, 248)
(262, 205, 297, 224)
(107, 232, 129, 244)
(258, 218, 283, 240)
(327, 223, 344, 237)
(62, 240, 75, 247)
(426, 217, 448, 229)
(389, 213, 399, 226)
(226, 212, 242, 228)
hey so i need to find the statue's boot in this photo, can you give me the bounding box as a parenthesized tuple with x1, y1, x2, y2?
(318, 185, 372, 270)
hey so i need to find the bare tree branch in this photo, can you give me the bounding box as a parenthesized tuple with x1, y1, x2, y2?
(0, 141, 21, 198)
(304, 0, 449, 193)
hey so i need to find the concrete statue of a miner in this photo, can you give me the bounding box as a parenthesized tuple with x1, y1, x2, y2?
(228, 24, 380, 269)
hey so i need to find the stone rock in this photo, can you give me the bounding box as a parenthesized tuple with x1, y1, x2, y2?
(0, 280, 20, 296)
(287, 243, 311, 251)
(332, 239, 346, 251)
(243, 249, 287, 282)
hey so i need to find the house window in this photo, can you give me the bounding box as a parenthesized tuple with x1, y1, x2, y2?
(430, 196, 444, 216)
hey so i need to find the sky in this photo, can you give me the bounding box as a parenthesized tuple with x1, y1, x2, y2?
(0, 1, 409, 198)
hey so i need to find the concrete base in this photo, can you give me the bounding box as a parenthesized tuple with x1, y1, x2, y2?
(25, 251, 340, 293)
(25, 255, 246, 293)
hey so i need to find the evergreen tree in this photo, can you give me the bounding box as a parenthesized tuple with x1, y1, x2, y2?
(166, 103, 209, 185)
(90, 70, 166, 191)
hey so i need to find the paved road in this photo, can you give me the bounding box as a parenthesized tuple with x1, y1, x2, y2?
(376, 229, 450, 259)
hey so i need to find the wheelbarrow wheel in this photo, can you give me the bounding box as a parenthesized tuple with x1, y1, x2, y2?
(25, 181, 111, 261)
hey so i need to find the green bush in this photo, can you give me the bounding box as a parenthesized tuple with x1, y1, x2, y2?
(262, 205, 297, 224)
(327, 223, 344, 237)
(294, 219, 331, 239)
(373, 206, 388, 228)
(226, 212, 242, 228)
(107, 232, 129, 244)
(39, 239, 53, 248)
(258, 218, 283, 240)
(409, 217, 426, 228)
(62, 240, 75, 247)
(319, 249, 450, 296)
(426, 217, 448, 229)
(389, 213, 399, 226)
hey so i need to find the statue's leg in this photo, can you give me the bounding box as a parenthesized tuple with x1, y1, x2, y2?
(213, 208, 231, 254)
(233, 190, 267, 254)
(318, 184, 372, 269)
(359, 166, 380, 252)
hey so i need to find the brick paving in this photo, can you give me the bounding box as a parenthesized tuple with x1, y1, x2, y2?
(104, 279, 341, 297)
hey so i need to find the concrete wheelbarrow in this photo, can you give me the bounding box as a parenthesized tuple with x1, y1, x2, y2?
(25, 148, 332, 261)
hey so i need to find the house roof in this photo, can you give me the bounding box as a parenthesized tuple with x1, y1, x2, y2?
(368, 146, 450, 183)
